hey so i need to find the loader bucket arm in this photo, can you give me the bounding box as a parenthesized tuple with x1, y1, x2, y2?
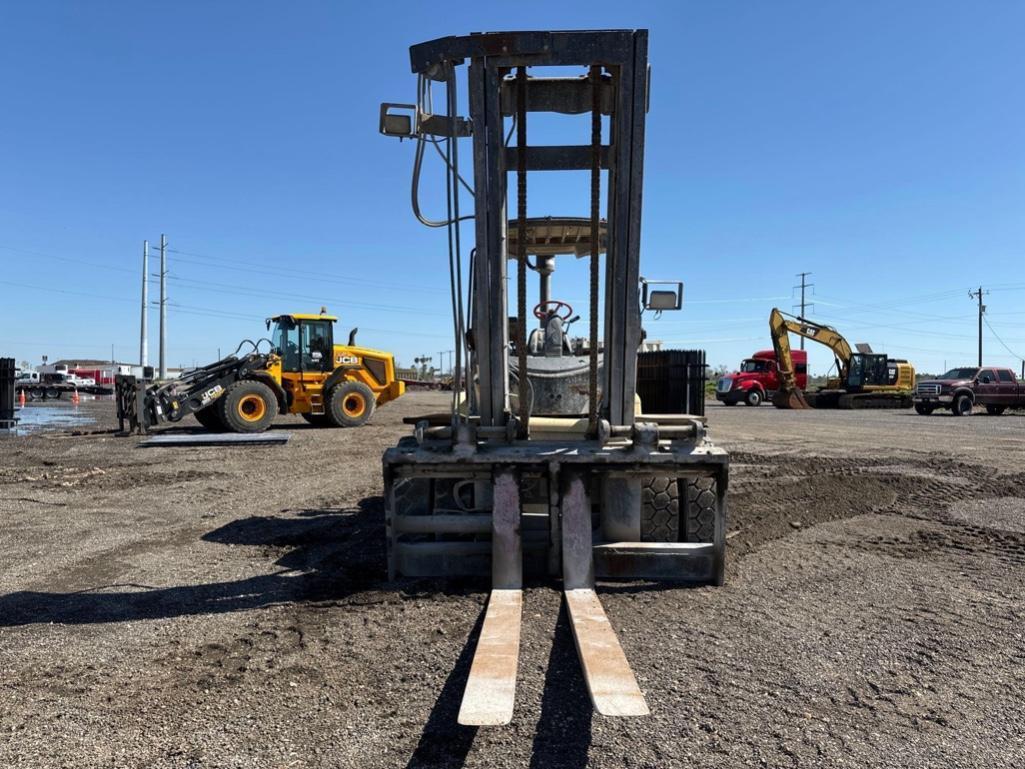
(769, 308, 810, 409)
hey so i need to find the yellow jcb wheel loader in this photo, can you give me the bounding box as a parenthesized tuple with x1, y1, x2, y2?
(115, 310, 405, 434)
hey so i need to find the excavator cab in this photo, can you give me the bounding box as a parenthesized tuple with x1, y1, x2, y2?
(846, 353, 889, 390)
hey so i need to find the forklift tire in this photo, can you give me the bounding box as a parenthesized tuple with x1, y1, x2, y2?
(326, 380, 376, 428)
(218, 380, 278, 433)
(641, 476, 718, 544)
(914, 404, 934, 416)
(300, 413, 331, 427)
(684, 477, 718, 543)
(194, 406, 226, 432)
(640, 476, 679, 542)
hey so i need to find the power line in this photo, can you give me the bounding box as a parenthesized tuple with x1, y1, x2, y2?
(164, 246, 446, 294)
(164, 273, 446, 317)
(983, 315, 1025, 363)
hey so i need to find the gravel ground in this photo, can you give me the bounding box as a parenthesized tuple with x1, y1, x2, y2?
(1, 395, 1024, 768)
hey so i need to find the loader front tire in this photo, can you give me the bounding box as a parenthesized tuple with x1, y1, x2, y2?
(218, 380, 278, 433)
(326, 380, 375, 428)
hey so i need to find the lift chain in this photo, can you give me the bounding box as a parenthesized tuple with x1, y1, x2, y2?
(588, 65, 602, 435)
(516, 67, 529, 437)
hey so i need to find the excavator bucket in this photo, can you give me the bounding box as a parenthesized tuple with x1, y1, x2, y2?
(773, 387, 812, 409)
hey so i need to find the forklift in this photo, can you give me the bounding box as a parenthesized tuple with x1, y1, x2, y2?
(379, 30, 729, 724)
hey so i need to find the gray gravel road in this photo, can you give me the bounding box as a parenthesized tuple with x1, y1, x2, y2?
(1, 395, 1023, 768)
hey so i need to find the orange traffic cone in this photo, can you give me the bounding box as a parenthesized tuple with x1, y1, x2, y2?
(71, 389, 80, 406)
(18, 389, 26, 407)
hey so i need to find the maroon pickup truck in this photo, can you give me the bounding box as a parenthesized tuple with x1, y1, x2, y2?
(913, 366, 1025, 416)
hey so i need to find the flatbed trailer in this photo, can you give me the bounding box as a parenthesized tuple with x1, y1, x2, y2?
(15, 381, 113, 400)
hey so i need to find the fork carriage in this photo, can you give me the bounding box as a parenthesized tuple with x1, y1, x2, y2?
(385, 437, 728, 585)
(379, 28, 730, 724)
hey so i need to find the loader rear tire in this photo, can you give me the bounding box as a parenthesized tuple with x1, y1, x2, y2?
(326, 380, 375, 428)
(218, 380, 278, 433)
(194, 406, 226, 432)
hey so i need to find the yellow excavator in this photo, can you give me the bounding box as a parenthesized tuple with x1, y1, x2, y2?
(117, 310, 404, 433)
(769, 308, 915, 409)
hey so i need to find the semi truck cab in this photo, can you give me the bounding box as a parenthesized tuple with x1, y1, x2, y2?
(716, 349, 808, 407)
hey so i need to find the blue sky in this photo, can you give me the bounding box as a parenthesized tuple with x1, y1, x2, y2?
(2, 1, 1023, 376)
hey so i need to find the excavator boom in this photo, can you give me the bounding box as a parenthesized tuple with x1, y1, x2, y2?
(769, 308, 811, 409)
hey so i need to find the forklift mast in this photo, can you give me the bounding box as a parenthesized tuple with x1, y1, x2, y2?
(384, 30, 655, 434)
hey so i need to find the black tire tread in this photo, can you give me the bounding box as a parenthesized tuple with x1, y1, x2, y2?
(194, 406, 226, 431)
(640, 476, 679, 542)
(684, 477, 717, 543)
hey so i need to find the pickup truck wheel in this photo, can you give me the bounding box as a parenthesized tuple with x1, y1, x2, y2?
(745, 389, 763, 407)
(951, 393, 973, 416)
(985, 405, 1007, 416)
(914, 404, 934, 416)
(218, 380, 278, 433)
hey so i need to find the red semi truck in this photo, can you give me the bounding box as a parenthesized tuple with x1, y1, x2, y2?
(715, 349, 809, 407)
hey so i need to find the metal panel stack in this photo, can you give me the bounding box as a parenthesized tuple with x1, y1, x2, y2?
(0, 358, 18, 430)
(637, 349, 707, 417)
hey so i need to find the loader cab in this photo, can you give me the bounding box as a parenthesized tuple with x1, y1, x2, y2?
(269, 313, 336, 374)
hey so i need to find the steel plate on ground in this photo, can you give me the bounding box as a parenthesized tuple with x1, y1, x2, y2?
(139, 432, 291, 447)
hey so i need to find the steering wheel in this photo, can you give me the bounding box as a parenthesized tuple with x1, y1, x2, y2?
(533, 300, 574, 321)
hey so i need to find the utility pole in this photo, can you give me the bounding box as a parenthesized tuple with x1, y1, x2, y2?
(140, 240, 149, 368)
(159, 234, 167, 379)
(794, 272, 814, 350)
(969, 286, 987, 367)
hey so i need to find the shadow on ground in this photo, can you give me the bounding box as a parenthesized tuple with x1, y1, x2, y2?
(0, 497, 388, 626)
